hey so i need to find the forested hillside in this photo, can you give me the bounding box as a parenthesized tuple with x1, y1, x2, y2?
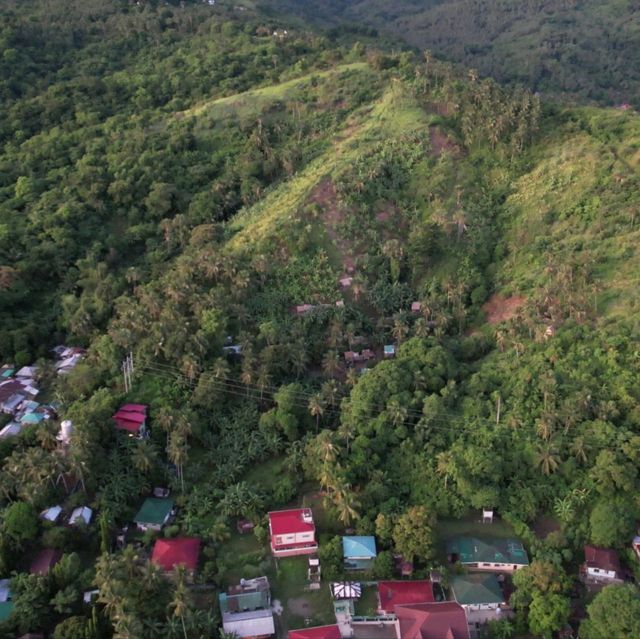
(258, 0, 640, 107)
(1, 1, 640, 638)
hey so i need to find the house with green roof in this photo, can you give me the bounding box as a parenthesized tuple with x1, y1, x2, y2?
(134, 497, 174, 531)
(447, 536, 529, 573)
(0, 601, 13, 623)
(451, 573, 506, 614)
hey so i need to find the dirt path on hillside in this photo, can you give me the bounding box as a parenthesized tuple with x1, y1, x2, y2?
(482, 294, 526, 324)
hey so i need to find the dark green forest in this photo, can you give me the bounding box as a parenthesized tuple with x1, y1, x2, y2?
(257, 0, 640, 107)
(1, 1, 640, 638)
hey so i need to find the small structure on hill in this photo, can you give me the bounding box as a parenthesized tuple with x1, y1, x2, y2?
(411, 301, 422, 313)
(343, 536, 377, 570)
(384, 345, 396, 358)
(40, 505, 63, 523)
(69, 507, 93, 526)
(112, 404, 148, 438)
(134, 497, 174, 532)
(447, 537, 529, 573)
(219, 576, 275, 639)
(267, 508, 318, 557)
(482, 509, 494, 524)
(583, 545, 623, 584)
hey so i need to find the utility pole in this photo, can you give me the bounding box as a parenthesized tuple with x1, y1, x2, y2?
(122, 351, 134, 393)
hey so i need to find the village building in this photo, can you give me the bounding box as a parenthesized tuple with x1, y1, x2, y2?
(633, 535, 640, 561)
(40, 505, 63, 523)
(268, 508, 318, 557)
(30, 549, 62, 576)
(377, 581, 434, 615)
(219, 576, 275, 639)
(394, 602, 470, 639)
(446, 537, 529, 573)
(134, 497, 174, 532)
(343, 536, 377, 570)
(289, 625, 341, 639)
(112, 403, 148, 438)
(69, 507, 93, 526)
(451, 573, 505, 614)
(151, 537, 200, 575)
(583, 545, 623, 584)
(411, 302, 422, 313)
(0, 422, 22, 439)
(0, 579, 12, 624)
(384, 345, 396, 358)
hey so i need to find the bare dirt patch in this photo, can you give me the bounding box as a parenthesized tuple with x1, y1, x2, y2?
(533, 516, 561, 540)
(482, 294, 526, 324)
(429, 126, 460, 158)
(310, 178, 356, 274)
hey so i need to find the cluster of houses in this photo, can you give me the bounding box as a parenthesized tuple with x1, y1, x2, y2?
(217, 508, 532, 639)
(0, 346, 85, 440)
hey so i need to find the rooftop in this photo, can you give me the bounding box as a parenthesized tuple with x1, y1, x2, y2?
(377, 581, 434, 612)
(451, 573, 504, 606)
(343, 536, 377, 559)
(584, 545, 621, 573)
(396, 602, 470, 639)
(151, 537, 200, 572)
(134, 497, 174, 526)
(289, 625, 342, 639)
(268, 508, 315, 535)
(30, 548, 62, 575)
(447, 536, 529, 566)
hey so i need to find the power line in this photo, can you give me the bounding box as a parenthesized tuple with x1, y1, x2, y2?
(138, 361, 478, 436)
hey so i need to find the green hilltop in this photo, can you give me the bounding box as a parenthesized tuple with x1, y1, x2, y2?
(1, 1, 640, 637)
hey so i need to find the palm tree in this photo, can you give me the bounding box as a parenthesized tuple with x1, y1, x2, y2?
(392, 317, 409, 344)
(308, 394, 325, 433)
(167, 432, 189, 492)
(132, 440, 157, 475)
(536, 443, 560, 476)
(321, 379, 341, 408)
(332, 481, 360, 525)
(435, 451, 455, 489)
(170, 565, 190, 639)
(387, 399, 408, 428)
(155, 407, 175, 448)
(322, 350, 341, 378)
(337, 420, 356, 455)
(570, 437, 589, 464)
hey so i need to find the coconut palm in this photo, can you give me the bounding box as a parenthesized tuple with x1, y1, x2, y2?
(308, 394, 326, 433)
(536, 443, 561, 475)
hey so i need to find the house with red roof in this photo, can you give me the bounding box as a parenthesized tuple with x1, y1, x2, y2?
(268, 508, 318, 557)
(583, 545, 623, 584)
(395, 602, 470, 639)
(151, 537, 200, 577)
(289, 625, 341, 639)
(112, 404, 148, 438)
(377, 581, 434, 615)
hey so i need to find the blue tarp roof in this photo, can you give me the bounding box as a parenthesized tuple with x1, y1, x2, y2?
(342, 536, 377, 558)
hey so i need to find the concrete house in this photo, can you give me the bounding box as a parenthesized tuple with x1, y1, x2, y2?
(451, 573, 505, 614)
(268, 508, 318, 557)
(151, 537, 200, 577)
(583, 545, 623, 584)
(112, 404, 148, 438)
(447, 537, 529, 573)
(219, 576, 275, 639)
(289, 626, 341, 639)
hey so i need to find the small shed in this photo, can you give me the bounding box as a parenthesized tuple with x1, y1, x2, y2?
(411, 301, 422, 313)
(384, 345, 396, 358)
(134, 497, 174, 531)
(331, 582, 362, 600)
(69, 506, 93, 526)
(40, 505, 63, 523)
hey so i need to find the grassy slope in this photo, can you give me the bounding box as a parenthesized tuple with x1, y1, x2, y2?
(198, 61, 640, 325)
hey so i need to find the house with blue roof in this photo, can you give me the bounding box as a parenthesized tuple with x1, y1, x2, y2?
(343, 536, 377, 570)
